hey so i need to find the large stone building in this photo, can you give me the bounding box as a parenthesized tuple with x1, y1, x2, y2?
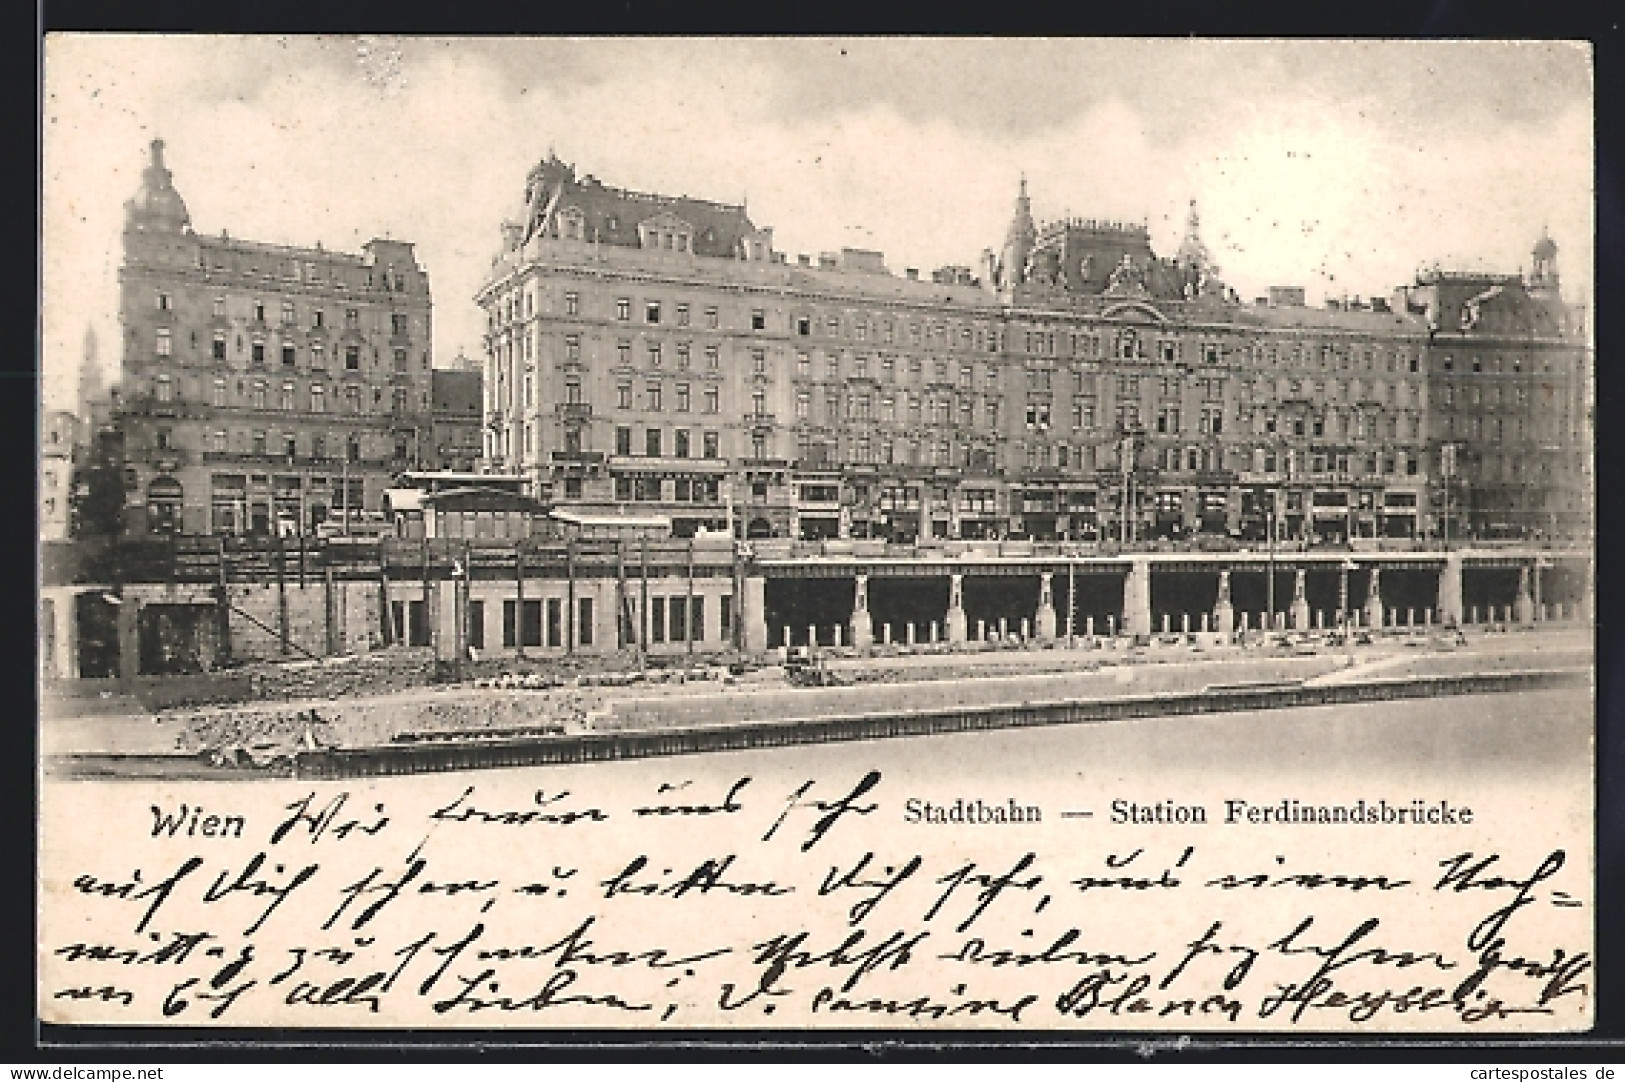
(112, 139, 434, 536)
(477, 154, 1589, 547)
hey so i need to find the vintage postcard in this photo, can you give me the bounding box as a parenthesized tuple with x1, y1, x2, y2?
(38, 37, 1594, 1033)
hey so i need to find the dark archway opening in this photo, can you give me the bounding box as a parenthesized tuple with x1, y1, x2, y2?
(764, 576, 852, 648)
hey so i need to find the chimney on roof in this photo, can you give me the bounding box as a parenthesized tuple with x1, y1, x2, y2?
(797, 254, 810, 266)
(905, 268, 919, 280)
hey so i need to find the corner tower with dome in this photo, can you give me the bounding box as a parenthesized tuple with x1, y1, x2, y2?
(111, 138, 434, 536)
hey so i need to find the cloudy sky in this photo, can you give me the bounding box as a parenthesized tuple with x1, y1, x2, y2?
(41, 36, 1593, 412)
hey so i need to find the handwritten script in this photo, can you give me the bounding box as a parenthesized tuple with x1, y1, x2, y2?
(40, 765, 1591, 1030)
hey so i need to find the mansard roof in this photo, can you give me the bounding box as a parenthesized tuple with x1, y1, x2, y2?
(526, 154, 762, 258)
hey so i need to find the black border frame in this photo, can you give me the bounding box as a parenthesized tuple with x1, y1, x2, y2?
(21, 7, 1624, 1062)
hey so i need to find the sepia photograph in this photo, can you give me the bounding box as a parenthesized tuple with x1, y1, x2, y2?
(38, 36, 1595, 1036)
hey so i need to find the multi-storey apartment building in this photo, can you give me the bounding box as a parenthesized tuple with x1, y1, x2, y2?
(478, 154, 1590, 546)
(113, 139, 434, 536)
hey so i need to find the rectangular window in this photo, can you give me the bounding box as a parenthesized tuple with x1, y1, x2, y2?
(466, 601, 485, 649)
(212, 379, 227, 407)
(705, 345, 719, 369)
(646, 382, 662, 411)
(649, 343, 662, 367)
(617, 383, 632, 409)
(616, 426, 632, 455)
(668, 596, 687, 642)
(676, 343, 690, 369)
(651, 598, 666, 643)
(156, 328, 172, 356)
(705, 306, 719, 329)
(676, 303, 689, 326)
(646, 428, 662, 457)
(578, 597, 594, 646)
(690, 596, 705, 642)
(212, 297, 225, 318)
(676, 383, 691, 412)
(703, 431, 719, 458)
(751, 309, 765, 331)
(703, 387, 720, 413)
(752, 349, 766, 374)
(616, 297, 631, 321)
(212, 333, 227, 360)
(547, 598, 562, 648)
(674, 429, 691, 458)
(502, 599, 538, 647)
(345, 346, 360, 371)
(720, 594, 732, 641)
(565, 292, 579, 316)
(509, 600, 539, 648)
(646, 301, 661, 324)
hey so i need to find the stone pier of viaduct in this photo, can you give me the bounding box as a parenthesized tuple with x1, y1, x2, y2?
(40, 536, 1591, 681)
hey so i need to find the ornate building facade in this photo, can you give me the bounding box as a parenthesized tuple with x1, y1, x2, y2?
(112, 139, 434, 536)
(478, 155, 1590, 546)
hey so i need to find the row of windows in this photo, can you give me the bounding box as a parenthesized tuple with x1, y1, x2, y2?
(190, 427, 402, 462)
(611, 426, 721, 459)
(1240, 377, 1422, 406)
(156, 328, 425, 373)
(611, 476, 723, 503)
(1438, 353, 1558, 375)
(149, 373, 428, 415)
(1438, 384, 1535, 408)
(159, 291, 418, 336)
(493, 286, 1010, 351)
(610, 382, 726, 414)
